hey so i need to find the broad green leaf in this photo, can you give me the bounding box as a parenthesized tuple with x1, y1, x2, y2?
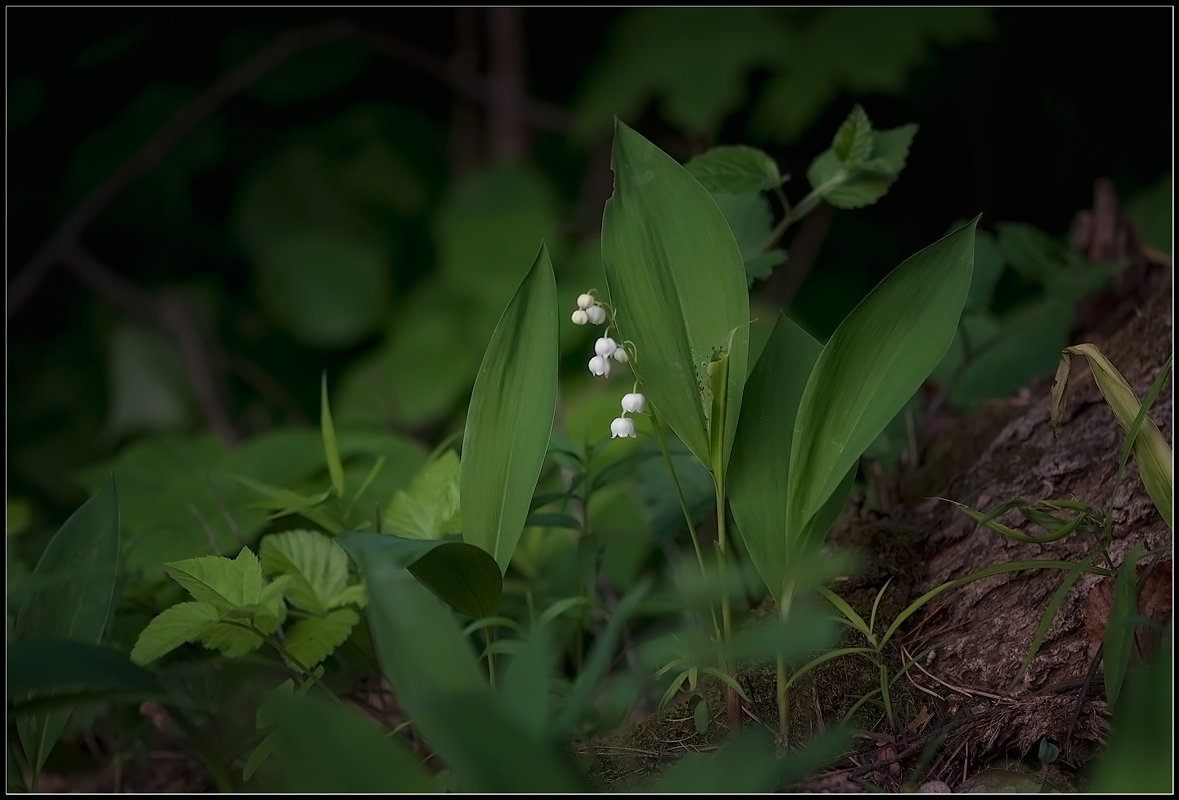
(385, 450, 462, 539)
(321, 373, 345, 498)
(8, 640, 164, 707)
(789, 220, 976, 532)
(338, 532, 487, 699)
(1051, 344, 1172, 528)
(164, 548, 263, 610)
(500, 627, 559, 740)
(340, 531, 501, 620)
(414, 692, 585, 792)
(460, 244, 558, 574)
(685, 145, 783, 194)
(260, 529, 350, 615)
(1089, 632, 1171, 793)
(14, 477, 120, 775)
(601, 121, 750, 472)
(729, 312, 823, 603)
(1103, 549, 1141, 710)
(282, 609, 360, 669)
(269, 693, 434, 793)
(130, 601, 221, 665)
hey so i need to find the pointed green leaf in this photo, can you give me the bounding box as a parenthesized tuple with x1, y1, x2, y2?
(282, 609, 360, 669)
(832, 104, 873, 164)
(130, 601, 221, 665)
(385, 450, 462, 539)
(1103, 549, 1141, 710)
(320, 372, 346, 498)
(601, 120, 749, 471)
(808, 115, 918, 210)
(8, 640, 164, 705)
(729, 312, 823, 603)
(269, 693, 434, 793)
(260, 529, 350, 615)
(14, 476, 120, 775)
(685, 145, 783, 194)
(164, 548, 263, 609)
(788, 220, 976, 533)
(460, 244, 558, 574)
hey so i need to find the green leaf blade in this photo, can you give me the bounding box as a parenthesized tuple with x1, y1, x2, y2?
(321, 372, 346, 498)
(460, 244, 559, 574)
(14, 477, 120, 775)
(260, 529, 350, 615)
(728, 312, 823, 602)
(130, 601, 221, 665)
(601, 120, 750, 471)
(788, 219, 977, 531)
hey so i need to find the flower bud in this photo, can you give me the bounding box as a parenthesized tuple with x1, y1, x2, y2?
(586, 304, 606, 325)
(610, 417, 636, 439)
(621, 392, 646, 414)
(588, 355, 611, 377)
(612, 347, 629, 363)
(594, 337, 617, 357)
(571, 309, 589, 325)
(576, 293, 595, 310)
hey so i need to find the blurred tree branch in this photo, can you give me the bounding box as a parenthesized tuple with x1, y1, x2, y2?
(10, 16, 571, 318)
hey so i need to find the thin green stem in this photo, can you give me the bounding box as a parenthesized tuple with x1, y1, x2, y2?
(757, 172, 844, 254)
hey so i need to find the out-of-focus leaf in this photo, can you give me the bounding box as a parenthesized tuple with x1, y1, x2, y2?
(222, 30, 371, 106)
(729, 312, 822, 604)
(1103, 549, 1141, 710)
(752, 8, 993, 143)
(461, 245, 558, 574)
(500, 627, 559, 740)
(789, 220, 975, 533)
(575, 8, 789, 138)
(685, 145, 783, 194)
(72, 22, 153, 70)
(339, 531, 501, 621)
(385, 450, 461, 540)
(269, 693, 433, 793)
(601, 121, 749, 472)
(320, 373, 346, 497)
(101, 322, 193, 444)
(1127, 172, 1172, 256)
(8, 640, 164, 708)
(710, 192, 786, 286)
(14, 477, 119, 775)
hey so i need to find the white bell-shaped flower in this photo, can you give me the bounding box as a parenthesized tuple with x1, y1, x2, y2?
(586, 305, 606, 325)
(595, 337, 618, 358)
(610, 417, 636, 439)
(612, 347, 629, 363)
(571, 309, 589, 325)
(577, 293, 595, 310)
(621, 392, 646, 414)
(588, 355, 612, 377)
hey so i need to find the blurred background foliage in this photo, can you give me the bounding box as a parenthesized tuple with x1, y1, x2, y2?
(7, 8, 1172, 596)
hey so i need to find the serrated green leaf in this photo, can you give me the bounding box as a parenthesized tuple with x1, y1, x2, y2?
(196, 619, 271, 659)
(708, 191, 785, 286)
(321, 373, 345, 498)
(330, 584, 368, 609)
(832, 104, 873, 164)
(808, 120, 917, 209)
(729, 312, 823, 604)
(130, 601, 221, 665)
(461, 244, 558, 574)
(269, 693, 434, 793)
(14, 477, 120, 775)
(260, 529, 350, 615)
(282, 609, 360, 669)
(685, 145, 783, 194)
(789, 220, 976, 533)
(385, 450, 461, 540)
(164, 548, 263, 610)
(602, 121, 749, 472)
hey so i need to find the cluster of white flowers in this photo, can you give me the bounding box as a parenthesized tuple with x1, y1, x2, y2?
(569, 290, 645, 440)
(570, 293, 606, 326)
